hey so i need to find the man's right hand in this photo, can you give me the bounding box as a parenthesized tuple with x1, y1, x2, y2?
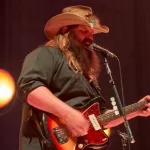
(62, 108, 89, 137)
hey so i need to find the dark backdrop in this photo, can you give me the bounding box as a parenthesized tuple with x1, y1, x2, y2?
(0, 0, 150, 150)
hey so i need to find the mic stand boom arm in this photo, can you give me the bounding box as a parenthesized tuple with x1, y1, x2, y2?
(103, 56, 135, 144)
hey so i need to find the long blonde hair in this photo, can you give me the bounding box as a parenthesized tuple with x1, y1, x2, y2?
(45, 32, 101, 82)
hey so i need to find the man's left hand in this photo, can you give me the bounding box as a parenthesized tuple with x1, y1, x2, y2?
(138, 95, 150, 117)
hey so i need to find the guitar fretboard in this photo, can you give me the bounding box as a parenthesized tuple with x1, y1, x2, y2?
(98, 100, 147, 125)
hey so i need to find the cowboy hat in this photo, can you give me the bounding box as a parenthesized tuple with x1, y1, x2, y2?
(44, 5, 109, 39)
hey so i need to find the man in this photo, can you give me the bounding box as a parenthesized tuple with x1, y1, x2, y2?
(17, 5, 150, 150)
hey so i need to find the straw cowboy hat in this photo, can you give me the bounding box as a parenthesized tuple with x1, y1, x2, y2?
(44, 5, 109, 39)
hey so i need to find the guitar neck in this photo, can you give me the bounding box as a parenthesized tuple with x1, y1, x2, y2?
(98, 100, 147, 125)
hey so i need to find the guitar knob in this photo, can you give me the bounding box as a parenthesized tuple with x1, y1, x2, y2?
(78, 144, 83, 149)
(115, 110, 119, 115)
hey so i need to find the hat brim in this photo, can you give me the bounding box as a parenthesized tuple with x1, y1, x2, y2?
(44, 13, 109, 39)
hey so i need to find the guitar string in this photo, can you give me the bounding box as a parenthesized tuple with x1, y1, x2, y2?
(54, 101, 146, 136)
(54, 119, 98, 137)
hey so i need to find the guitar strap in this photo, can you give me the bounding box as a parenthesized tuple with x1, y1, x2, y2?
(91, 80, 102, 96)
(91, 80, 107, 112)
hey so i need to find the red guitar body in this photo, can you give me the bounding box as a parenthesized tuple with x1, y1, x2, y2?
(42, 97, 109, 150)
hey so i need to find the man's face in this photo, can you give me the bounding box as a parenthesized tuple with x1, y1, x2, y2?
(69, 25, 94, 49)
(67, 25, 97, 77)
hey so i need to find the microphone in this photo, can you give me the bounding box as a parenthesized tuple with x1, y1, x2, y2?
(89, 43, 117, 58)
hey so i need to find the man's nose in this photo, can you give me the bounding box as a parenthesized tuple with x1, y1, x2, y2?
(87, 34, 94, 42)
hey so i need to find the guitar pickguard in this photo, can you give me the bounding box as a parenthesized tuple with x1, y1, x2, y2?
(75, 102, 108, 150)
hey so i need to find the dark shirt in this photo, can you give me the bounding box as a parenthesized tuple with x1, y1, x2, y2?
(17, 46, 106, 138)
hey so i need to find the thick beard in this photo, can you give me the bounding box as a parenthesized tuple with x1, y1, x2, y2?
(68, 32, 100, 79)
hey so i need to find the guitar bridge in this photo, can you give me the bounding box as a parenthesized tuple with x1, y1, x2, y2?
(52, 127, 69, 144)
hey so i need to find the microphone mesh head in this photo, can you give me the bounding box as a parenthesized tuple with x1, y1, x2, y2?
(88, 43, 95, 50)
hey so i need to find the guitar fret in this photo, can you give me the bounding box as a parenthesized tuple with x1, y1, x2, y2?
(98, 100, 147, 125)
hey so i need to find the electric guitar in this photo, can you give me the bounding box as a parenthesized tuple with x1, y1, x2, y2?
(41, 97, 148, 150)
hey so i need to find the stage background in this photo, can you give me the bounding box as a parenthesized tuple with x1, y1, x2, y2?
(0, 0, 150, 150)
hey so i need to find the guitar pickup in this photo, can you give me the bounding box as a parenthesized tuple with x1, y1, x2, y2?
(88, 114, 101, 131)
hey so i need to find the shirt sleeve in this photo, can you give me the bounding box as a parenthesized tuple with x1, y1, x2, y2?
(17, 46, 60, 102)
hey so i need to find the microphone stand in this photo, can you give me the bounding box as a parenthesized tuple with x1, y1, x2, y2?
(118, 130, 129, 150)
(102, 55, 135, 145)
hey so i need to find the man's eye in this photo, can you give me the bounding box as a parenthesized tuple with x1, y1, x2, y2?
(80, 30, 88, 34)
